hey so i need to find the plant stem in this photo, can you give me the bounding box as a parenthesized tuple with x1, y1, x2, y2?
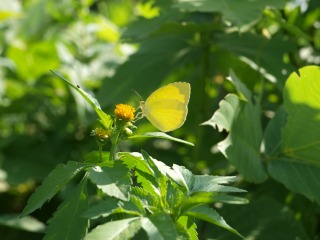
(99, 143, 103, 162)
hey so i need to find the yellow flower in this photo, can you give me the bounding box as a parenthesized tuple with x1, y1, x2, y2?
(114, 104, 135, 121)
(93, 128, 110, 141)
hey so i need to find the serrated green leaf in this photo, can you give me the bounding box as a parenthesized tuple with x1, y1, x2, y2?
(174, 0, 286, 28)
(201, 94, 240, 132)
(44, 176, 89, 240)
(181, 192, 216, 214)
(88, 161, 131, 201)
(282, 65, 320, 167)
(129, 132, 194, 146)
(21, 162, 91, 217)
(171, 164, 195, 193)
(268, 158, 320, 204)
(141, 213, 179, 240)
(192, 175, 246, 194)
(83, 197, 142, 219)
(86, 217, 141, 240)
(0, 214, 45, 233)
(177, 216, 198, 240)
(184, 205, 243, 238)
(131, 187, 160, 211)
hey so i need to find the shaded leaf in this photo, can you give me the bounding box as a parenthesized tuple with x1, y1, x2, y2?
(21, 162, 91, 217)
(141, 213, 179, 240)
(44, 176, 89, 240)
(0, 214, 45, 233)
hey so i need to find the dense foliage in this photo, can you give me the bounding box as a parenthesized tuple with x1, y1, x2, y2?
(1, 0, 320, 239)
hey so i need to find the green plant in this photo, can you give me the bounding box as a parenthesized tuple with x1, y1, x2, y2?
(20, 72, 247, 239)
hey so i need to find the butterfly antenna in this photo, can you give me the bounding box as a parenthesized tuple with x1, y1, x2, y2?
(131, 89, 143, 100)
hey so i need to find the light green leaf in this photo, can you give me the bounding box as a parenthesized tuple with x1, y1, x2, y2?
(86, 217, 141, 240)
(82, 197, 142, 219)
(131, 187, 160, 212)
(172, 164, 195, 193)
(44, 176, 89, 240)
(181, 192, 216, 213)
(177, 216, 198, 240)
(21, 162, 91, 217)
(201, 94, 240, 132)
(192, 175, 246, 194)
(50, 70, 113, 129)
(174, 0, 286, 28)
(268, 158, 320, 204)
(184, 205, 243, 238)
(227, 70, 252, 101)
(129, 132, 194, 146)
(88, 161, 131, 201)
(282, 65, 320, 167)
(0, 214, 45, 233)
(141, 213, 179, 240)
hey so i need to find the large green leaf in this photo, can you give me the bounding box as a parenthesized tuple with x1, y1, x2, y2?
(88, 161, 131, 201)
(268, 158, 320, 204)
(184, 205, 243, 238)
(266, 66, 320, 204)
(21, 162, 91, 217)
(86, 217, 141, 240)
(282, 65, 320, 167)
(174, 0, 287, 28)
(141, 213, 179, 240)
(44, 176, 89, 240)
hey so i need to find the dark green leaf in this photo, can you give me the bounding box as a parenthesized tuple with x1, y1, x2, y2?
(44, 176, 89, 240)
(21, 161, 91, 217)
(184, 205, 243, 238)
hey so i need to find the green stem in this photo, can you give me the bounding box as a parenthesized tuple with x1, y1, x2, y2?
(109, 127, 123, 161)
(99, 143, 103, 162)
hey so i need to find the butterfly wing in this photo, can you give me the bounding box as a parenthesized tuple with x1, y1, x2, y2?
(141, 82, 190, 132)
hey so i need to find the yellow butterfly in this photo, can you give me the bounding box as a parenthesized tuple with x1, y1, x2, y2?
(139, 82, 191, 132)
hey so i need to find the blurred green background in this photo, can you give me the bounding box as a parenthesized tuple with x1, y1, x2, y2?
(1, 0, 320, 239)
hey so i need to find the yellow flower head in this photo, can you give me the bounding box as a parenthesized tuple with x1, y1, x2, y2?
(93, 128, 110, 141)
(114, 104, 135, 121)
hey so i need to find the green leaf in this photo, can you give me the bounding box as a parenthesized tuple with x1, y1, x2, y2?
(211, 194, 249, 205)
(282, 65, 320, 167)
(83, 197, 143, 219)
(184, 205, 243, 238)
(129, 132, 194, 146)
(50, 70, 113, 129)
(268, 158, 320, 204)
(177, 216, 198, 240)
(203, 93, 267, 183)
(174, 0, 287, 28)
(201, 94, 240, 132)
(181, 192, 216, 213)
(264, 106, 287, 157)
(171, 164, 195, 193)
(192, 175, 246, 194)
(44, 176, 89, 240)
(131, 187, 160, 213)
(227, 70, 252, 101)
(21, 161, 91, 217)
(0, 214, 45, 233)
(86, 217, 141, 240)
(141, 213, 179, 240)
(88, 161, 131, 201)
